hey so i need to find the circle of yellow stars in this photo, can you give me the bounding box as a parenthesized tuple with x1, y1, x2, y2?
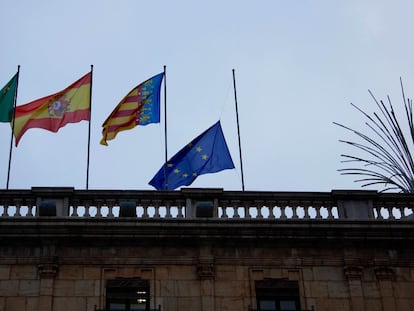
(167, 143, 209, 179)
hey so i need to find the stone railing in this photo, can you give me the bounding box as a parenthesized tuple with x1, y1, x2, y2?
(0, 187, 413, 220)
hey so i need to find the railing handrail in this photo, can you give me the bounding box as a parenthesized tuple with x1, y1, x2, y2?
(0, 187, 413, 220)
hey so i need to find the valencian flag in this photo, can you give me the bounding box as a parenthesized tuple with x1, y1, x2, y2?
(13, 72, 91, 146)
(149, 121, 235, 190)
(0, 73, 18, 122)
(100, 72, 164, 145)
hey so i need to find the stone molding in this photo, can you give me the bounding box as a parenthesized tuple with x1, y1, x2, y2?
(197, 264, 214, 279)
(374, 266, 394, 281)
(197, 256, 215, 280)
(344, 266, 363, 280)
(38, 263, 58, 278)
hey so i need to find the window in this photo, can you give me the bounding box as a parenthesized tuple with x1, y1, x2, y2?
(256, 279, 301, 311)
(106, 279, 150, 311)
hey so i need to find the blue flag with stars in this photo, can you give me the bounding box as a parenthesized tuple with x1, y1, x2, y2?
(149, 121, 235, 190)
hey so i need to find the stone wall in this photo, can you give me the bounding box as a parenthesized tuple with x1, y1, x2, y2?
(0, 209, 414, 311)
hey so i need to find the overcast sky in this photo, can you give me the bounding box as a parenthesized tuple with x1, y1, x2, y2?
(1, 0, 414, 192)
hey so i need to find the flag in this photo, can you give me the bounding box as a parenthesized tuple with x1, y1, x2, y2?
(0, 73, 18, 122)
(13, 72, 91, 146)
(100, 72, 164, 145)
(149, 121, 235, 190)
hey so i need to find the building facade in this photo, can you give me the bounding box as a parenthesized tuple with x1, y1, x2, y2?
(0, 187, 413, 311)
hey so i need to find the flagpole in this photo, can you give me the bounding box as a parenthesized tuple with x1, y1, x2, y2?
(6, 65, 20, 190)
(232, 69, 245, 191)
(163, 65, 168, 190)
(86, 65, 93, 190)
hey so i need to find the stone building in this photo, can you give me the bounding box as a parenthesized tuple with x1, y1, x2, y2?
(0, 187, 413, 311)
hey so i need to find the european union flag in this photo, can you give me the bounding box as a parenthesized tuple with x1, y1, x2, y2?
(149, 121, 235, 190)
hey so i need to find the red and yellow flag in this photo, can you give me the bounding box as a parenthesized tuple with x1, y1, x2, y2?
(100, 72, 164, 146)
(13, 72, 91, 146)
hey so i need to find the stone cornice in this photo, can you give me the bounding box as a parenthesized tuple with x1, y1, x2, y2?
(0, 218, 414, 246)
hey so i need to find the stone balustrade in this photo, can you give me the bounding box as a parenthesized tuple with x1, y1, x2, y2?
(0, 187, 413, 220)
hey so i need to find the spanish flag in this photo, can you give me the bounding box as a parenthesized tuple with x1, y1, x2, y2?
(13, 72, 91, 146)
(100, 72, 164, 146)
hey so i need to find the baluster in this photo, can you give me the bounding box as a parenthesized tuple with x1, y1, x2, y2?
(222, 206, 228, 219)
(376, 207, 384, 220)
(26, 203, 34, 217)
(178, 203, 184, 218)
(107, 203, 115, 218)
(15, 201, 22, 217)
(388, 206, 396, 220)
(84, 203, 90, 218)
(95, 200, 103, 218)
(165, 202, 172, 219)
(72, 201, 79, 217)
(292, 205, 299, 219)
(256, 201, 264, 219)
(314, 205, 322, 219)
(280, 205, 287, 219)
(3, 205, 9, 217)
(142, 202, 149, 218)
(153, 201, 160, 219)
(268, 204, 275, 219)
(178, 203, 185, 218)
(303, 204, 310, 219)
(233, 202, 240, 219)
(95, 203, 102, 218)
(228, 205, 235, 219)
(324, 206, 331, 219)
(29, 200, 36, 217)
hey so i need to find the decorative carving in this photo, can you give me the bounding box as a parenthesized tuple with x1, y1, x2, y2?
(374, 266, 394, 281)
(344, 266, 363, 280)
(38, 263, 58, 278)
(197, 264, 214, 279)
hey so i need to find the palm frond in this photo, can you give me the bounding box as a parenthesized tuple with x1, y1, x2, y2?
(335, 80, 414, 193)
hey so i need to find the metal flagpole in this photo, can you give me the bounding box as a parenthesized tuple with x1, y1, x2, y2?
(86, 65, 93, 190)
(232, 69, 245, 191)
(6, 65, 20, 190)
(163, 65, 168, 190)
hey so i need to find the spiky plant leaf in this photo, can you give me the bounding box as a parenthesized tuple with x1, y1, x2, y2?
(335, 79, 414, 193)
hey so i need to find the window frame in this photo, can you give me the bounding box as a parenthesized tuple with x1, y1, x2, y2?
(105, 279, 150, 311)
(255, 279, 301, 311)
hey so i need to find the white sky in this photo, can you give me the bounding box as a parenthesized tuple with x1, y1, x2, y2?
(1, 0, 414, 192)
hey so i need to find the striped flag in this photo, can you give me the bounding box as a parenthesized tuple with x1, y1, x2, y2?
(100, 72, 164, 146)
(13, 72, 91, 146)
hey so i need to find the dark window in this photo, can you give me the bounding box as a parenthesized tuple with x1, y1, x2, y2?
(106, 279, 150, 311)
(256, 279, 301, 311)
